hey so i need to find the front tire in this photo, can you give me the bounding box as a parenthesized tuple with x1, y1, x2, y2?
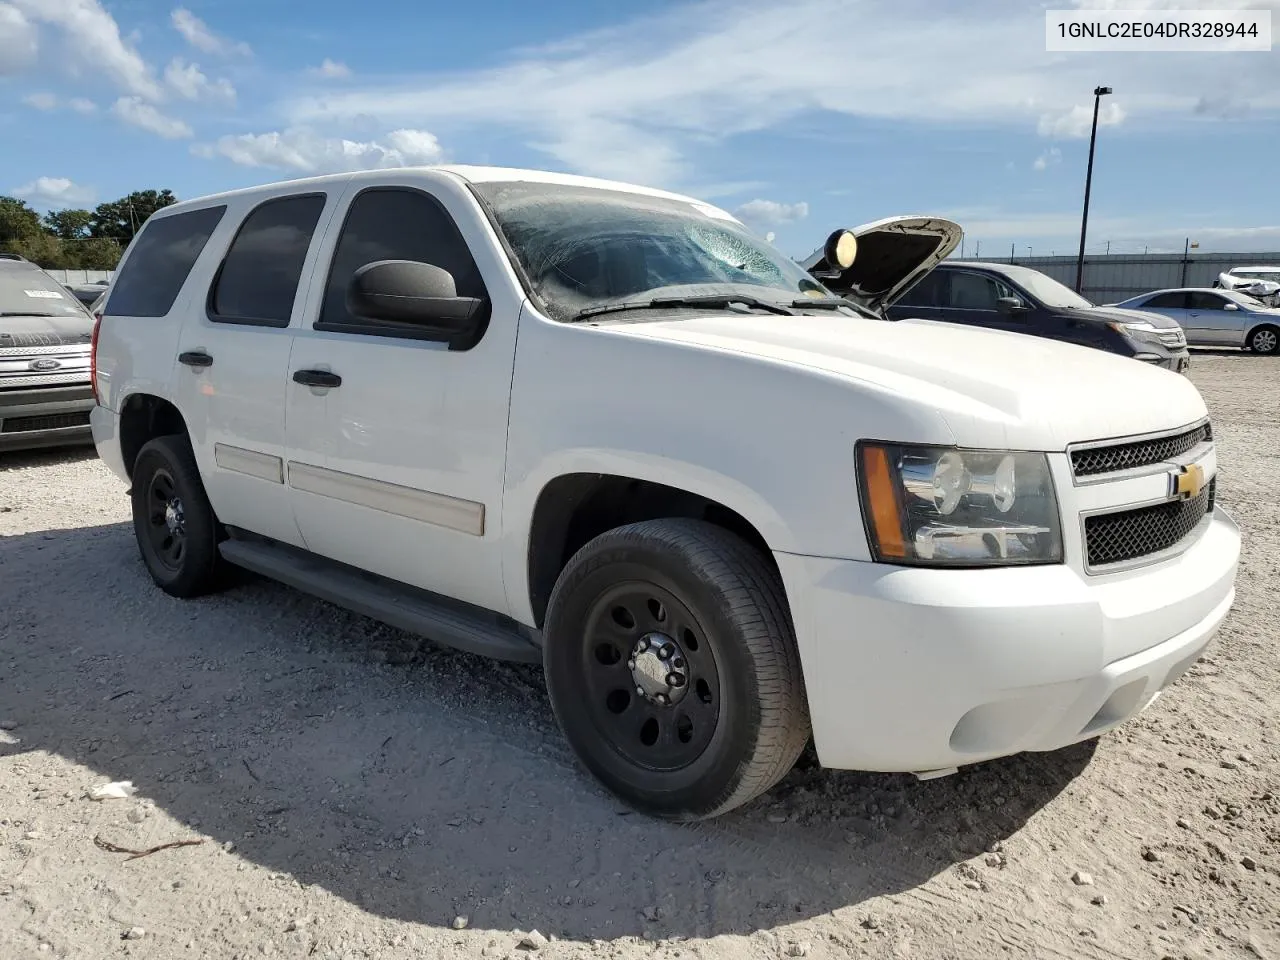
(1248, 325, 1279, 355)
(543, 519, 810, 820)
(130, 434, 225, 598)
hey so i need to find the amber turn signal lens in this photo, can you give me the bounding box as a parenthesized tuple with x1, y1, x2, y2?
(860, 444, 907, 559)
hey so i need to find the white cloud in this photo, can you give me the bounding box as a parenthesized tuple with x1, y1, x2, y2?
(164, 57, 236, 102)
(1037, 101, 1125, 139)
(1032, 146, 1063, 171)
(0, 3, 38, 75)
(192, 126, 444, 173)
(111, 96, 194, 139)
(308, 58, 351, 79)
(13, 176, 94, 208)
(21, 92, 98, 114)
(734, 198, 810, 227)
(171, 7, 251, 57)
(10, 0, 162, 100)
(279, 0, 1280, 186)
(22, 91, 59, 111)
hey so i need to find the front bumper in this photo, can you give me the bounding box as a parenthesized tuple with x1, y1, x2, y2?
(775, 506, 1240, 774)
(1133, 349, 1190, 375)
(0, 384, 95, 453)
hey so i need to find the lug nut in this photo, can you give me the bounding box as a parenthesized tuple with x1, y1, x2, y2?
(667, 674, 685, 687)
(627, 659, 636, 669)
(635, 685, 645, 696)
(656, 694, 669, 705)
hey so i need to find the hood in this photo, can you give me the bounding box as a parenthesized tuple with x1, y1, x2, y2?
(1077, 304, 1183, 330)
(0, 311, 94, 347)
(614, 311, 1206, 450)
(802, 216, 963, 314)
(1220, 272, 1280, 295)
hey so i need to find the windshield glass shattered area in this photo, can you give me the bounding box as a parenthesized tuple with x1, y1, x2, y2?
(473, 181, 830, 321)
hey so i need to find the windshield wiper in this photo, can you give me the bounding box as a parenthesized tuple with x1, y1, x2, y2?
(574, 294, 797, 322)
(0, 311, 59, 318)
(790, 296, 881, 319)
(790, 297, 855, 310)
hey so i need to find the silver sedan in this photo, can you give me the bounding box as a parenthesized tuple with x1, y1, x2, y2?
(1108, 287, 1280, 355)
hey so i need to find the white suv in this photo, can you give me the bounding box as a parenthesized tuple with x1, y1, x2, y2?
(90, 166, 1240, 820)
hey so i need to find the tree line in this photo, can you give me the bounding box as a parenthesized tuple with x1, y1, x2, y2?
(0, 189, 178, 271)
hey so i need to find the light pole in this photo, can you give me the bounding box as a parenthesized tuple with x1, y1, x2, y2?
(1074, 85, 1112, 293)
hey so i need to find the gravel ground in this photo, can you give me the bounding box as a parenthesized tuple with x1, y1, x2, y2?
(2, 352, 1277, 960)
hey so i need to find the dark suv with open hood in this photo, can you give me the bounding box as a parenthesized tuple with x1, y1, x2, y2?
(0, 258, 97, 451)
(804, 221, 1190, 374)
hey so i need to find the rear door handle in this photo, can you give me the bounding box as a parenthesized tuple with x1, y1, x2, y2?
(292, 369, 342, 388)
(178, 351, 213, 368)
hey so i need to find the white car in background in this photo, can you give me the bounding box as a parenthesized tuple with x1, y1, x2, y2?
(1214, 266, 1280, 306)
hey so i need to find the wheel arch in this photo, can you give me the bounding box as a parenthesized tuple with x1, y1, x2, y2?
(521, 464, 789, 630)
(118, 393, 190, 479)
(1244, 323, 1274, 353)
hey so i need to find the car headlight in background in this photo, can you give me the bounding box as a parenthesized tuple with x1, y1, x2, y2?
(858, 443, 1063, 566)
(1108, 320, 1175, 345)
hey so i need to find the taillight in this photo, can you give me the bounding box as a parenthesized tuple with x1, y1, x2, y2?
(90, 313, 103, 404)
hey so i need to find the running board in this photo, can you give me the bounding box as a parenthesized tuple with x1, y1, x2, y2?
(218, 536, 541, 664)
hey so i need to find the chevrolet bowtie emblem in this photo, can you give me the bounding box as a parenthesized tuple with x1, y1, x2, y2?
(1171, 462, 1206, 499)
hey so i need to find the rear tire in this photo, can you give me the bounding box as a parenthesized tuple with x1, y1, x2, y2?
(1248, 325, 1279, 355)
(543, 519, 810, 820)
(130, 434, 226, 598)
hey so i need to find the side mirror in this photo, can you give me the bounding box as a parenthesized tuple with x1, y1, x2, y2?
(346, 260, 487, 343)
(1223, 302, 1240, 311)
(995, 296, 1026, 314)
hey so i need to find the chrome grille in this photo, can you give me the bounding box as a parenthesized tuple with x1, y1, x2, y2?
(1157, 329, 1186, 348)
(1071, 422, 1211, 478)
(1084, 480, 1214, 568)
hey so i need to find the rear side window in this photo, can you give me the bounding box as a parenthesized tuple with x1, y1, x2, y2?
(105, 206, 226, 318)
(318, 187, 488, 336)
(210, 194, 326, 327)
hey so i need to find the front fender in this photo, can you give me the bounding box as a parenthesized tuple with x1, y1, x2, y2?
(500, 446, 796, 627)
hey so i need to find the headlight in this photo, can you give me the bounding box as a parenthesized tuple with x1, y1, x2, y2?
(858, 443, 1063, 567)
(1108, 320, 1165, 345)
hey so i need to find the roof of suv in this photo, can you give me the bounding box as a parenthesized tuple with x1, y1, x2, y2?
(154, 165, 723, 220)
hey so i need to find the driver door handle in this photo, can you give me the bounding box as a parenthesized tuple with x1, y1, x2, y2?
(292, 369, 342, 388)
(178, 351, 213, 368)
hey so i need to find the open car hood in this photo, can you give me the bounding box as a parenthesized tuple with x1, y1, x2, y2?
(802, 216, 963, 314)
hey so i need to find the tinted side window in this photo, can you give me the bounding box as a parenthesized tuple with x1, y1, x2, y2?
(1145, 292, 1189, 309)
(319, 188, 488, 335)
(210, 194, 326, 327)
(896, 270, 947, 307)
(947, 272, 1000, 310)
(1188, 292, 1227, 311)
(105, 206, 226, 318)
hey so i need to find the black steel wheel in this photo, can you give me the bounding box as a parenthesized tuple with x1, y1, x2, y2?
(543, 519, 810, 820)
(130, 434, 225, 598)
(143, 466, 187, 572)
(581, 581, 721, 773)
